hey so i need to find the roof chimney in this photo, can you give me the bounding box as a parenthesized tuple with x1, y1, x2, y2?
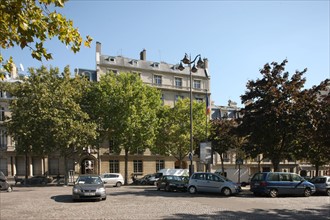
(140, 49, 146, 61)
(96, 41, 101, 54)
(203, 58, 209, 69)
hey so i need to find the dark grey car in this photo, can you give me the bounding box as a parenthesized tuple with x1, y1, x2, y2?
(72, 174, 107, 201)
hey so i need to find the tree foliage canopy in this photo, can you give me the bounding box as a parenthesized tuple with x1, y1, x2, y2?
(239, 59, 307, 171)
(84, 72, 162, 183)
(6, 66, 97, 156)
(154, 98, 208, 165)
(0, 0, 92, 71)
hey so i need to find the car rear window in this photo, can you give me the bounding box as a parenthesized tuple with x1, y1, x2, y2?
(251, 173, 264, 181)
(313, 178, 326, 183)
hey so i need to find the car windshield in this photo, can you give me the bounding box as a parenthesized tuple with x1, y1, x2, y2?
(76, 176, 102, 184)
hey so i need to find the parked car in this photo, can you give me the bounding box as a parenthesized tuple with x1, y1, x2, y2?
(250, 172, 316, 198)
(22, 175, 53, 185)
(0, 171, 12, 192)
(72, 174, 107, 202)
(156, 175, 188, 192)
(310, 176, 330, 196)
(100, 173, 124, 187)
(137, 174, 156, 185)
(187, 172, 240, 196)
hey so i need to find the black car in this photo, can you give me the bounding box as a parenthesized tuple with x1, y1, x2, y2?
(156, 175, 188, 192)
(22, 175, 53, 185)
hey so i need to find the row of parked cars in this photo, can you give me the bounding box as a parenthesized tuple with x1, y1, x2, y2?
(155, 171, 330, 198)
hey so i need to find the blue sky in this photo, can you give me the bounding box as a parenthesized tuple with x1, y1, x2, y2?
(2, 0, 329, 106)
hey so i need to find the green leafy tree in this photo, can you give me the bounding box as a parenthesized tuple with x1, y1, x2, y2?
(86, 72, 162, 184)
(209, 118, 244, 174)
(153, 98, 208, 168)
(0, 0, 92, 71)
(239, 59, 307, 171)
(6, 66, 97, 181)
(294, 80, 330, 175)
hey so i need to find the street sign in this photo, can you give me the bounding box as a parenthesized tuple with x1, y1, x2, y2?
(236, 158, 243, 165)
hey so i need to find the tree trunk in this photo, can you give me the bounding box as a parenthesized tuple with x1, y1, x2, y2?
(272, 158, 280, 172)
(220, 153, 225, 175)
(315, 164, 319, 177)
(124, 149, 129, 185)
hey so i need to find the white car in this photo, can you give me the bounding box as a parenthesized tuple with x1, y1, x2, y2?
(100, 173, 124, 187)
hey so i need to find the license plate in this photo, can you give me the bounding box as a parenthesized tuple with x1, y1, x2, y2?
(84, 192, 95, 196)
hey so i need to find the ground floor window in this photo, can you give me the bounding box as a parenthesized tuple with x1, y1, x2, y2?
(156, 160, 164, 172)
(49, 158, 59, 175)
(133, 160, 143, 174)
(109, 160, 119, 173)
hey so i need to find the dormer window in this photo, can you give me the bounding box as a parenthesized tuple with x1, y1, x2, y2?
(105, 56, 115, 62)
(152, 62, 160, 68)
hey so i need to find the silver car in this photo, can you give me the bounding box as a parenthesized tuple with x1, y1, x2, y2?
(188, 172, 240, 196)
(72, 174, 107, 201)
(310, 176, 330, 196)
(100, 173, 124, 187)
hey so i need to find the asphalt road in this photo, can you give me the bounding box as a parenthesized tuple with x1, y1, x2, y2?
(0, 185, 329, 220)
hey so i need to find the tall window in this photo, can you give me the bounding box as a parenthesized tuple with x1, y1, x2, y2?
(193, 80, 201, 89)
(109, 140, 115, 154)
(175, 77, 182, 87)
(0, 107, 5, 121)
(0, 129, 7, 149)
(161, 94, 165, 105)
(133, 160, 143, 173)
(175, 95, 184, 103)
(109, 160, 119, 173)
(156, 160, 164, 172)
(154, 75, 162, 85)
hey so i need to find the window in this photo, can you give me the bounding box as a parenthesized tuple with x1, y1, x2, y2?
(195, 98, 203, 103)
(0, 107, 5, 121)
(175, 95, 184, 102)
(109, 140, 115, 154)
(160, 94, 165, 105)
(156, 160, 164, 172)
(0, 129, 7, 149)
(175, 77, 182, 87)
(154, 75, 162, 85)
(107, 68, 118, 74)
(109, 160, 119, 173)
(193, 80, 201, 89)
(133, 160, 143, 173)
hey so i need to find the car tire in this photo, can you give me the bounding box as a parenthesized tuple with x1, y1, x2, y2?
(269, 189, 278, 198)
(102, 197, 107, 201)
(116, 182, 122, 187)
(326, 189, 330, 196)
(303, 188, 312, 197)
(188, 186, 197, 194)
(222, 187, 232, 196)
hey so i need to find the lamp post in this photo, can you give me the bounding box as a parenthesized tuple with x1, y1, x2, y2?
(178, 53, 204, 176)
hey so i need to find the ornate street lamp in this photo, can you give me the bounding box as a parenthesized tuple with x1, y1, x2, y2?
(178, 53, 204, 176)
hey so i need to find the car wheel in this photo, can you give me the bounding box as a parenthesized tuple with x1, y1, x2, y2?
(269, 189, 278, 198)
(116, 182, 122, 187)
(326, 189, 330, 196)
(102, 196, 107, 201)
(303, 188, 312, 197)
(188, 186, 197, 194)
(222, 187, 232, 196)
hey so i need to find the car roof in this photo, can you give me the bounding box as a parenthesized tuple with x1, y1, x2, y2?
(78, 174, 100, 177)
